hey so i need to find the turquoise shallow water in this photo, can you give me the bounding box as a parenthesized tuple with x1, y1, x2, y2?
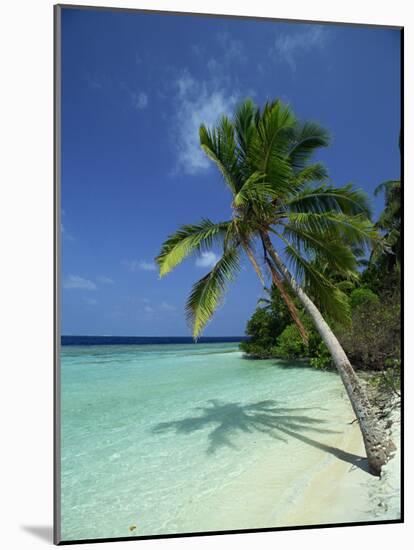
(60, 342, 354, 541)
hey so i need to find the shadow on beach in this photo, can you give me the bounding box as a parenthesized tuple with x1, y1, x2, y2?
(152, 399, 369, 473)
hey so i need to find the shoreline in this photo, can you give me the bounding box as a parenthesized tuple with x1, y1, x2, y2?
(275, 376, 401, 527)
(277, 381, 401, 527)
(279, 411, 400, 526)
(175, 382, 401, 534)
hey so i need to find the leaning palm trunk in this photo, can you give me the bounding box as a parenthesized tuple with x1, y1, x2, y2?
(261, 232, 395, 476)
(265, 256, 309, 345)
(242, 238, 309, 344)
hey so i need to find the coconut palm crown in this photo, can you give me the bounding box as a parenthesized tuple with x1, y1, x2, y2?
(156, 99, 374, 339)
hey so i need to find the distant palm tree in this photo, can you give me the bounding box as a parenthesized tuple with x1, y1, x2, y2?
(371, 135, 401, 268)
(257, 286, 276, 311)
(373, 179, 401, 267)
(156, 99, 394, 475)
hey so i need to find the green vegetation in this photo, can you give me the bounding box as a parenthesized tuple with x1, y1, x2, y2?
(156, 98, 397, 474)
(240, 136, 401, 396)
(242, 281, 400, 381)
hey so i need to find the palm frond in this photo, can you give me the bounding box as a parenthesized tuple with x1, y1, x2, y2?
(234, 99, 257, 171)
(374, 179, 400, 199)
(200, 119, 241, 194)
(186, 247, 241, 338)
(233, 171, 276, 208)
(292, 163, 328, 188)
(257, 297, 271, 306)
(285, 183, 372, 218)
(375, 180, 401, 232)
(284, 211, 376, 249)
(288, 121, 330, 173)
(156, 219, 232, 277)
(282, 225, 358, 273)
(284, 243, 351, 323)
(248, 100, 295, 194)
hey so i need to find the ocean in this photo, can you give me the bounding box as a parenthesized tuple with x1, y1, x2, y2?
(60, 339, 356, 541)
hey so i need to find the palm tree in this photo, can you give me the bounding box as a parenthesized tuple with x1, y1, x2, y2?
(371, 135, 401, 269)
(257, 286, 281, 311)
(156, 99, 394, 475)
(373, 179, 401, 268)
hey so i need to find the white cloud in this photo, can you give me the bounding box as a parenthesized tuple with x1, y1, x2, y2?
(119, 82, 148, 111)
(195, 251, 219, 268)
(84, 73, 148, 112)
(61, 223, 74, 242)
(85, 72, 105, 90)
(215, 32, 245, 64)
(131, 91, 148, 110)
(270, 25, 329, 71)
(123, 259, 157, 272)
(192, 32, 245, 70)
(160, 301, 175, 311)
(83, 297, 98, 306)
(97, 276, 114, 285)
(132, 297, 176, 314)
(167, 31, 250, 176)
(138, 260, 156, 271)
(63, 275, 97, 290)
(172, 71, 239, 175)
(147, 302, 175, 314)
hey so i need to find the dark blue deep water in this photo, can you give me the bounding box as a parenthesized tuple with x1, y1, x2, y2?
(61, 335, 248, 346)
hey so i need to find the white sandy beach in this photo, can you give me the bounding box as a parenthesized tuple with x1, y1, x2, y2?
(171, 399, 401, 534)
(280, 404, 401, 527)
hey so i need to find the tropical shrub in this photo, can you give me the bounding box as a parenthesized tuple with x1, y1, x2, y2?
(273, 324, 307, 359)
(309, 341, 332, 370)
(349, 287, 379, 309)
(338, 290, 400, 371)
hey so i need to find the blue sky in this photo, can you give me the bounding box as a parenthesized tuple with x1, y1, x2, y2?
(60, 7, 401, 336)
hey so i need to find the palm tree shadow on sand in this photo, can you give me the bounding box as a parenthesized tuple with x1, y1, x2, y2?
(152, 399, 370, 473)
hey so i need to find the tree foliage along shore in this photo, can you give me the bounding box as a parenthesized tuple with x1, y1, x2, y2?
(156, 98, 397, 475)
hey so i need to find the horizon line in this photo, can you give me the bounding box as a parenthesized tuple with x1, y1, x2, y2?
(61, 334, 246, 338)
